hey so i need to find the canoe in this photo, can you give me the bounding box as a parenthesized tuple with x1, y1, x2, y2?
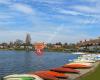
(73, 59, 95, 63)
(50, 67, 80, 73)
(4, 74, 43, 80)
(34, 74, 59, 80)
(72, 52, 85, 54)
(30, 71, 69, 79)
(29, 72, 59, 80)
(63, 63, 92, 69)
(69, 62, 93, 66)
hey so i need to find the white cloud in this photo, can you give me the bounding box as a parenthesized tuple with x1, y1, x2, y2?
(0, 0, 99, 43)
(79, 0, 96, 2)
(0, 30, 57, 43)
(51, 9, 100, 25)
(46, 31, 94, 43)
(73, 18, 98, 25)
(0, 0, 11, 4)
(32, 0, 64, 4)
(71, 5, 100, 14)
(0, 14, 12, 19)
(0, 26, 98, 43)
(47, 26, 63, 42)
(53, 7, 98, 18)
(59, 9, 81, 16)
(0, 30, 26, 43)
(11, 3, 35, 15)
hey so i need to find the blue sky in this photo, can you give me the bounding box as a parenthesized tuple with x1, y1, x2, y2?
(0, 0, 100, 43)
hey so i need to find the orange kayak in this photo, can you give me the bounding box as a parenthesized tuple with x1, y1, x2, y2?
(63, 63, 92, 69)
(30, 73, 59, 80)
(30, 71, 69, 79)
(50, 67, 80, 73)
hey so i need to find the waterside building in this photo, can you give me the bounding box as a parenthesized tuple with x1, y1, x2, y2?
(77, 37, 100, 52)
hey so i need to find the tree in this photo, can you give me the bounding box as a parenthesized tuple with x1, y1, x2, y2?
(14, 39, 23, 48)
(55, 42, 62, 45)
(47, 43, 53, 48)
(63, 43, 68, 48)
(2, 43, 8, 48)
(9, 42, 14, 48)
(25, 33, 31, 45)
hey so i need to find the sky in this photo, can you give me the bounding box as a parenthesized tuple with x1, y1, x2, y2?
(0, 0, 100, 43)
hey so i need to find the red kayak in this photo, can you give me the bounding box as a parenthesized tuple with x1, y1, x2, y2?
(63, 63, 92, 69)
(30, 73, 59, 80)
(29, 71, 69, 79)
(50, 67, 80, 73)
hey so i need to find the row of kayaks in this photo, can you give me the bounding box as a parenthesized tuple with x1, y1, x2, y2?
(74, 53, 100, 62)
(3, 65, 92, 80)
(4, 67, 79, 80)
(3, 52, 99, 80)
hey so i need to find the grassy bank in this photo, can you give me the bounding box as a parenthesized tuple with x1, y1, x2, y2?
(79, 62, 100, 80)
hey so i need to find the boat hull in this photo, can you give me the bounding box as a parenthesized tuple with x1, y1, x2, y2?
(4, 74, 43, 80)
(50, 67, 80, 73)
(29, 71, 69, 79)
(63, 63, 92, 69)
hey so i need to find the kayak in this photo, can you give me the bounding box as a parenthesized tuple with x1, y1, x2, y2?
(34, 74, 59, 80)
(29, 72, 59, 80)
(4, 74, 43, 80)
(72, 52, 85, 54)
(50, 67, 80, 73)
(73, 59, 95, 63)
(63, 63, 92, 69)
(68, 62, 93, 66)
(29, 71, 69, 79)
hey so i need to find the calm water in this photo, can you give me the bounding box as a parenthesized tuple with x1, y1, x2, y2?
(0, 51, 79, 77)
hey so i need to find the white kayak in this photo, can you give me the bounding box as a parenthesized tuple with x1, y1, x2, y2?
(72, 52, 86, 54)
(68, 62, 93, 66)
(4, 74, 43, 80)
(73, 58, 95, 63)
(69, 62, 92, 65)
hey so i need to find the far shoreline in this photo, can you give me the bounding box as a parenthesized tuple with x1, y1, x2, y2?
(0, 49, 100, 54)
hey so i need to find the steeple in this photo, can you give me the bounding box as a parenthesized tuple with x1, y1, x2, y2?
(25, 33, 31, 45)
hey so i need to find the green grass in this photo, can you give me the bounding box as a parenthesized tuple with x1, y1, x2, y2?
(79, 63, 100, 80)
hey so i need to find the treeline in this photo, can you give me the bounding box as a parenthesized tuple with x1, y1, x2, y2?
(0, 40, 78, 52)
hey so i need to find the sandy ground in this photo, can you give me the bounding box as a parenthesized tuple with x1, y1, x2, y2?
(59, 61, 100, 80)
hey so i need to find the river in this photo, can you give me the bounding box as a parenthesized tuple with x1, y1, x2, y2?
(0, 50, 79, 77)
